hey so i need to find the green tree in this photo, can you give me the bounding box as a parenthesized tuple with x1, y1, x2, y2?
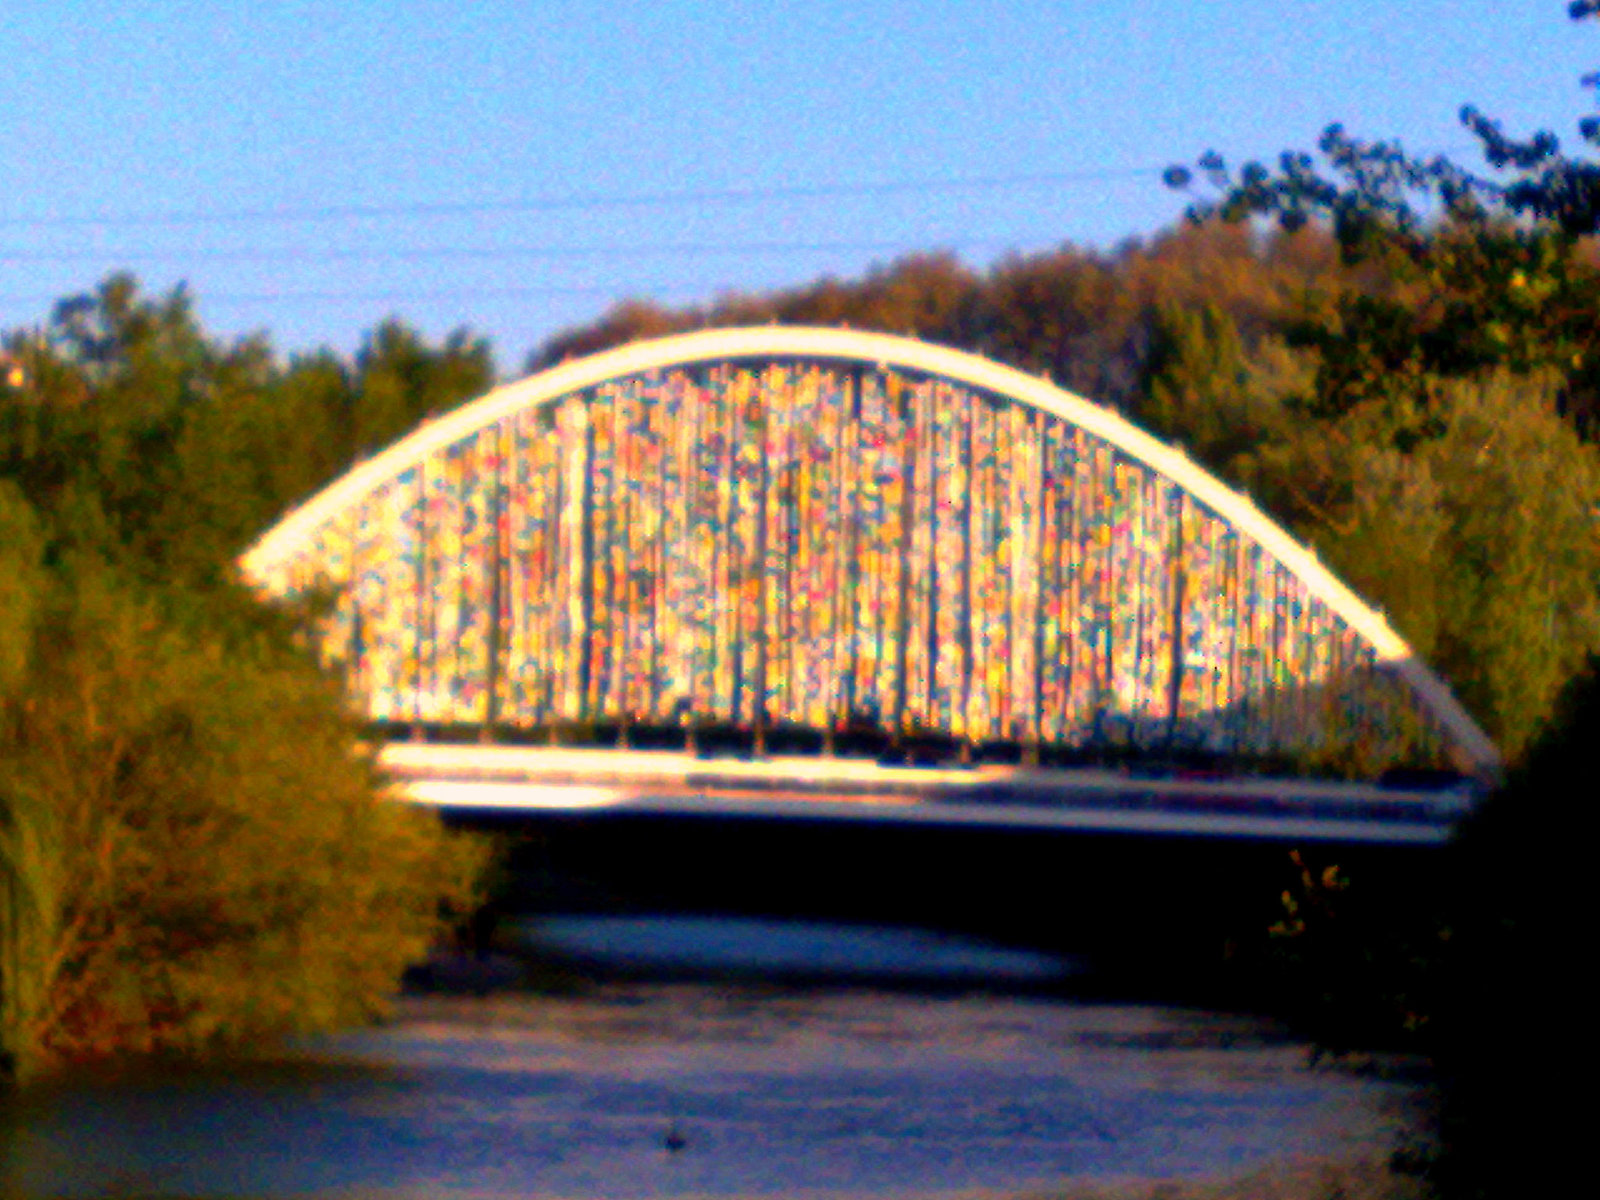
(0, 278, 496, 1082)
(0, 554, 486, 1077)
(1161, 9, 1600, 1195)
(0, 484, 56, 1080)
(1306, 372, 1600, 761)
(1, 279, 498, 580)
(1135, 300, 1309, 485)
(350, 319, 494, 458)
(1, 275, 261, 579)
(1160, 3, 1600, 754)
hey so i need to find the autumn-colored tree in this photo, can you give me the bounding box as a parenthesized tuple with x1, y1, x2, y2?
(1166, 6, 1600, 438)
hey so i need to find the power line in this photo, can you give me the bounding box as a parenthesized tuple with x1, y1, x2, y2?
(0, 236, 1043, 265)
(0, 284, 718, 309)
(206, 286, 669, 304)
(0, 166, 1165, 230)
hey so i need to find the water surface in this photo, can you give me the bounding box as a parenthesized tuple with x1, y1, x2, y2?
(3, 920, 1424, 1198)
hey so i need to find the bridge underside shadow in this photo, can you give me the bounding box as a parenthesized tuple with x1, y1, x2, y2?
(460, 806, 1448, 998)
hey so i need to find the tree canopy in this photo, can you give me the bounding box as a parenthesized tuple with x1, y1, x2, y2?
(0, 280, 491, 1082)
(1164, 4, 1600, 433)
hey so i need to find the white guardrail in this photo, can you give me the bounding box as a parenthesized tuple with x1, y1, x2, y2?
(377, 743, 1480, 847)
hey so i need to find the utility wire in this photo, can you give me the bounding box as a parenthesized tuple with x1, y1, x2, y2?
(0, 284, 704, 307)
(0, 138, 1501, 231)
(208, 286, 667, 303)
(0, 166, 1165, 229)
(0, 237, 1039, 264)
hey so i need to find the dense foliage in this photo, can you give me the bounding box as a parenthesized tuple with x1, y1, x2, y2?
(0, 281, 491, 1081)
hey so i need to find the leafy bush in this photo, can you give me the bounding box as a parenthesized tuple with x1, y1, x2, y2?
(0, 525, 486, 1080)
(1306, 371, 1600, 761)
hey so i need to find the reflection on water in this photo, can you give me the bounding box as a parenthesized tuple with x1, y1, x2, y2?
(2, 920, 1425, 1199)
(522, 915, 1076, 983)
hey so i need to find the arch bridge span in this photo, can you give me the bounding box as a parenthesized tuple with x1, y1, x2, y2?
(242, 327, 1498, 779)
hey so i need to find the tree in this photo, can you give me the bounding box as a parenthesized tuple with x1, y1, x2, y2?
(0, 484, 54, 1080)
(1164, 5, 1600, 438)
(1307, 372, 1600, 761)
(0, 542, 487, 1079)
(1135, 299, 1307, 482)
(531, 298, 695, 372)
(0, 279, 495, 1082)
(350, 319, 494, 458)
(1158, 3, 1600, 749)
(1, 280, 499, 584)
(1432, 649, 1594, 1200)
(526, 227, 1341, 416)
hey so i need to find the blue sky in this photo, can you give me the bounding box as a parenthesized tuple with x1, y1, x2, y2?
(2, 2, 1592, 369)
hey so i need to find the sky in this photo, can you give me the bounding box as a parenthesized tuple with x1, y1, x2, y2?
(2, 1, 1594, 373)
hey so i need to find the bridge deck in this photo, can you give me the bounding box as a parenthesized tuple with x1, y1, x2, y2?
(379, 744, 1477, 847)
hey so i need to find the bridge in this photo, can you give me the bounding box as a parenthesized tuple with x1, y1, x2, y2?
(241, 327, 1498, 853)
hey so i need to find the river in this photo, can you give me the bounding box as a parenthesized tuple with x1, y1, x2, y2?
(1, 916, 1428, 1199)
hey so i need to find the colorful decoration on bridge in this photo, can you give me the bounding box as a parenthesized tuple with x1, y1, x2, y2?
(254, 361, 1448, 769)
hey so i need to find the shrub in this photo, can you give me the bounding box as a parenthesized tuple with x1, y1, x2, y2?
(0, 545, 486, 1079)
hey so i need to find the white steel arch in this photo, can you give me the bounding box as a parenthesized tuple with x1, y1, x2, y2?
(241, 326, 1500, 774)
